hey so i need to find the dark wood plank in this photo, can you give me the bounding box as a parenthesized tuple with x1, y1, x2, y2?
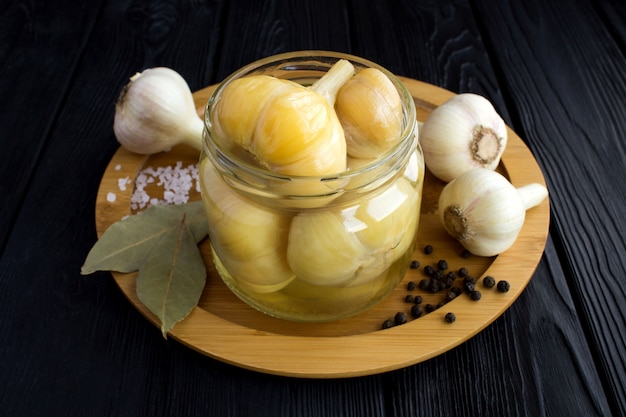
(0, 1, 227, 416)
(212, 0, 352, 80)
(471, 0, 626, 415)
(0, 1, 106, 253)
(346, 0, 615, 416)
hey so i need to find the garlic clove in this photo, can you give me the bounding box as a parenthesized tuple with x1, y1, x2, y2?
(420, 93, 507, 182)
(438, 168, 548, 256)
(287, 176, 419, 287)
(200, 159, 295, 292)
(348, 177, 419, 286)
(335, 68, 403, 159)
(114, 67, 204, 154)
(253, 85, 347, 176)
(287, 209, 369, 287)
(213, 75, 293, 150)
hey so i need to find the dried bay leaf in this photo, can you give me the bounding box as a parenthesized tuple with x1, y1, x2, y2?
(136, 214, 206, 336)
(81, 201, 208, 274)
(81, 201, 209, 336)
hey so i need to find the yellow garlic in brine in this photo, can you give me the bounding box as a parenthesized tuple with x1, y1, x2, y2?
(287, 176, 419, 287)
(200, 159, 295, 293)
(335, 68, 403, 159)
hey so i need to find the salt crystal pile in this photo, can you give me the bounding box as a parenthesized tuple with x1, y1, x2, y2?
(127, 161, 200, 211)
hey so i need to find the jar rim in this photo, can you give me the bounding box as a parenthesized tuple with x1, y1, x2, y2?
(203, 50, 417, 186)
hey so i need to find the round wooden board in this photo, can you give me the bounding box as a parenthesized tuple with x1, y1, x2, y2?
(95, 78, 549, 378)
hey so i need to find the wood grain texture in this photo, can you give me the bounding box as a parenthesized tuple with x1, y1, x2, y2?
(0, 0, 621, 415)
(472, 0, 626, 415)
(0, 0, 106, 253)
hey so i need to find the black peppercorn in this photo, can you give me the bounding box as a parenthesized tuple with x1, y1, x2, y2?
(497, 280, 511, 292)
(458, 267, 468, 278)
(413, 295, 423, 304)
(424, 265, 435, 277)
(394, 312, 408, 325)
(437, 259, 448, 270)
(405, 294, 415, 303)
(445, 312, 456, 323)
(411, 304, 423, 318)
(464, 275, 477, 285)
(450, 286, 462, 296)
(427, 280, 439, 293)
(419, 279, 429, 290)
(433, 270, 444, 281)
(470, 290, 482, 301)
(407, 281, 417, 291)
(382, 319, 394, 329)
(464, 282, 475, 294)
(424, 245, 433, 255)
(425, 304, 436, 313)
(483, 276, 496, 288)
(410, 260, 420, 269)
(446, 291, 457, 302)
(461, 249, 472, 258)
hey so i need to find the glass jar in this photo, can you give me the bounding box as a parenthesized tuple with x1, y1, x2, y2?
(200, 51, 424, 321)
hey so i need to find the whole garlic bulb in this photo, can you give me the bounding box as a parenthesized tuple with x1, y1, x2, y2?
(420, 93, 507, 182)
(438, 168, 548, 256)
(114, 67, 204, 154)
(200, 159, 295, 293)
(214, 59, 355, 177)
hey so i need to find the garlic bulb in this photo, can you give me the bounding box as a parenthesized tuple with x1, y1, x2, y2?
(287, 177, 419, 287)
(420, 93, 507, 182)
(114, 67, 204, 154)
(200, 159, 295, 293)
(214, 59, 355, 176)
(335, 68, 403, 159)
(438, 168, 548, 256)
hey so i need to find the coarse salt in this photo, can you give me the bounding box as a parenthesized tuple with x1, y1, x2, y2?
(118, 177, 131, 191)
(107, 192, 116, 202)
(128, 161, 200, 211)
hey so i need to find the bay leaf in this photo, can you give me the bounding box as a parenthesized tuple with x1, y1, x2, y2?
(136, 213, 207, 337)
(81, 201, 208, 275)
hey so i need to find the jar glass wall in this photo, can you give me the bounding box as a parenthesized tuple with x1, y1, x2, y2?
(200, 51, 424, 321)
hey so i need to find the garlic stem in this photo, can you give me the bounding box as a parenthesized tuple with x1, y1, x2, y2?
(181, 117, 204, 151)
(310, 59, 355, 105)
(517, 183, 549, 210)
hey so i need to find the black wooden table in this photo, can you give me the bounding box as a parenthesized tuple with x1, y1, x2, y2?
(1, 1, 624, 416)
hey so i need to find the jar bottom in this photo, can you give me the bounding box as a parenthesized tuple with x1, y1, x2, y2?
(211, 245, 413, 322)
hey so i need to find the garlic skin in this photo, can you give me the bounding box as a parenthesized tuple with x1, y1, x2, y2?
(200, 159, 295, 293)
(438, 168, 548, 256)
(420, 93, 507, 182)
(114, 67, 204, 154)
(335, 68, 403, 159)
(287, 177, 419, 287)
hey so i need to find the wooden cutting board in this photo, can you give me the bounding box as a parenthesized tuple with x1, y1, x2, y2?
(94, 77, 549, 378)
